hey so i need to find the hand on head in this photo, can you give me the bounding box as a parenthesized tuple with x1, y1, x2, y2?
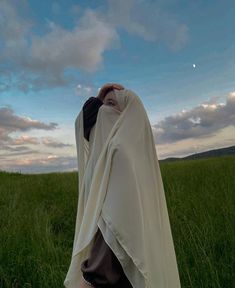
(97, 83, 125, 102)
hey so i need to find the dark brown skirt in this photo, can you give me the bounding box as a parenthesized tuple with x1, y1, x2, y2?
(81, 227, 133, 288)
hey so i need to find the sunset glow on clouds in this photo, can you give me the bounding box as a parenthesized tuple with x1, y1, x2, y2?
(0, 0, 235, 173)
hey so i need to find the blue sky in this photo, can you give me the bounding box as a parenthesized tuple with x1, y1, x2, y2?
(1, 0, 235, 173)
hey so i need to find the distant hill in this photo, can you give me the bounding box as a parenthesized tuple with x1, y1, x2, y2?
(160, 145, 235, 162)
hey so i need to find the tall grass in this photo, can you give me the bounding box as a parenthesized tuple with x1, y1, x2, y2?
(161, 155, 235, 287)
(0, 155, 234, 287)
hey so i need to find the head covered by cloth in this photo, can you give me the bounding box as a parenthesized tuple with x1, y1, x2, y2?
(64, 89, 181, 288)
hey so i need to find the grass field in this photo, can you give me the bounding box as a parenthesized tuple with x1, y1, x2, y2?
(0, 155, 234, 287)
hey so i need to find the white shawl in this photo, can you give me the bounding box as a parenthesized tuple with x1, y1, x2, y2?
(64, 89, 181, 288)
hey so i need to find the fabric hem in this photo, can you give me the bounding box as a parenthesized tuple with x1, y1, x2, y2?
(98, 212, 148, 288)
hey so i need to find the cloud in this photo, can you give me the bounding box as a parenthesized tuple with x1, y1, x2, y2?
(42, 137, 73, 148)
(156, 125, 235, 160)
(2, 91, 235, 172)
(29, 10, 119, 74)
(0, 107, 57, 133)
(0, 145, 40, 158)
(0, 2, 119, 91)
(0, 0, 188, 92)
(0, 0, 32, 45)
(0, 155, 77, 174)
(11, 135, 40, 145)
(0, 107, 72, 163)
(75, 83, 95, 98)
(152, 91, 235, 144)
(106, 0, 188, 51)
(0, 107, 58, 148)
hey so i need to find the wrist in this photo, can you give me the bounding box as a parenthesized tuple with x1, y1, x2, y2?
(96, 95, 104, 102)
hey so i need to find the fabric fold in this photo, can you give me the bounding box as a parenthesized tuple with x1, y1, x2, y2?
(64, 89, 181, 288)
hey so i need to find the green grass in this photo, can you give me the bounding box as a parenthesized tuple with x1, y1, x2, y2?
(0, 155, 234, 287)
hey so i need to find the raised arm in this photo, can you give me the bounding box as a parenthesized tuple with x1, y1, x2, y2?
(82, 97, 103, 141)
(82, 83, 125, 141)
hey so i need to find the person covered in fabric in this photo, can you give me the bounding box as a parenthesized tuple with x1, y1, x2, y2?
(80, 83, 133, 288)
(64, 84, 182, 288)
(82, 83, 124, 141)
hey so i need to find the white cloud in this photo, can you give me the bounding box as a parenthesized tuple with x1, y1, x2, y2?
(0, 3, 119, 91)
(0, 0, 188, 91)
(29, 9, 119, 74)
(106, 0, 188, 51)
(75, 83, 95, 98)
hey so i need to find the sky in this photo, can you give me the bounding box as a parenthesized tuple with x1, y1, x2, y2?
(0, 0, 235, 173)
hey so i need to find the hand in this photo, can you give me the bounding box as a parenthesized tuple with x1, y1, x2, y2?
(97, 83, 125, 102)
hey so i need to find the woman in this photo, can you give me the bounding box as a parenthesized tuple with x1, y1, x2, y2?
(64, 83, 181, 288)
(79, 84, 133, 288)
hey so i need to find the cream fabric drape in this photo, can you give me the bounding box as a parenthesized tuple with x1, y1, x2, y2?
(64, 89, 181, 288)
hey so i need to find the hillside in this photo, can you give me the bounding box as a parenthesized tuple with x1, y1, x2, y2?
(160, 144, 235, 162)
